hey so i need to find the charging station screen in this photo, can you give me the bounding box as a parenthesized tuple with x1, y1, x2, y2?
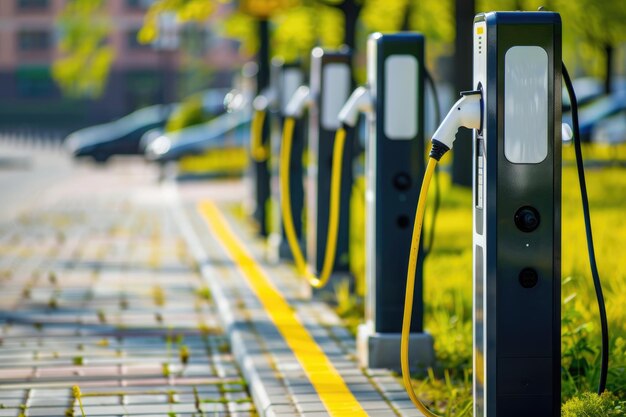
(384, 55, 419, 140)
(281, 70, 303, 114)
(504, 46, 548, 164)
(321, 63, 350, 130)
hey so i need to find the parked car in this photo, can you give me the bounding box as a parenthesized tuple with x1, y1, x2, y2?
(138, 128, 164, 153)
(145, 109, 251, 162)
(562, 77, 604, 111)
(65, 104, 176, 163)
(563, 91, 626, 142)
(165, 88, 229, 133)
(592, 111, 626, 145)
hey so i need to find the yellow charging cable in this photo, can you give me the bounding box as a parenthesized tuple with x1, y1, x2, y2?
(280, 117, 346, 289)
(401, 156, 441, 417)
(250, 110, 269, 161)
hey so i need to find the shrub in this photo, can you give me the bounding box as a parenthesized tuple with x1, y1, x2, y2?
(562, 391, 625, 417)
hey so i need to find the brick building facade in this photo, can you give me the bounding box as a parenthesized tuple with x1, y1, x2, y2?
(0, 0, 242, 133)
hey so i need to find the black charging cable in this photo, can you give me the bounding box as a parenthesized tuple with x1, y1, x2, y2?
(424, 69, 441, 256)
(562, 63, 609, 394)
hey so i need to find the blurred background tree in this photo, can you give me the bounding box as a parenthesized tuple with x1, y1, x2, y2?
(555, 0, 626, 93)
(477, 0, 626, 93)
(52, 0, 114, 98)
(137, 0, 626, 187)
(139, 0, 456, 79)
(138, 0, 216, 44)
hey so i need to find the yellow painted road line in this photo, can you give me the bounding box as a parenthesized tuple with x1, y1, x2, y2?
(197, 201, 369, 417)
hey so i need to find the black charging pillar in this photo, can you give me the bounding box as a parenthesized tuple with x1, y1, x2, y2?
(252, 19, 271, 236)
(307, 48, 354, 286)
(473, 12, 562, 417)
(357, 33, 433, 370)
(269, 60, 306, 261)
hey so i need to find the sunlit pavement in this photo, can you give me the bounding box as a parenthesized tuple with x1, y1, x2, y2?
(0, 139, 423, 417)
(0, 140, 255, 416)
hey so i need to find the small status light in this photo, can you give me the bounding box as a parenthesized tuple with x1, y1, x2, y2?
(477, 26, 484, 35)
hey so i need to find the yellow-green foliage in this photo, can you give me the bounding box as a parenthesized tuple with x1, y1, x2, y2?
(477, 0, 626, 80)
(222, 11, 259, 57)
(271, 6, 317, 62)
(52, 0, 114, 98)
(223, 2, 345, 61)
(165, 93, 206, 132)
(178, 147, 248, 175)
(139, 0, 216, 44)
(361, 0, 408, 32)
(562, 391, 625, 417)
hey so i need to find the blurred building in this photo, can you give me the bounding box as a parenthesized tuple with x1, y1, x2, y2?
(0, 0, 242, 134)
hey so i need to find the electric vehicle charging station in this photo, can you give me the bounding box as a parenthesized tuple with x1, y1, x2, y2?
(472, 12, 562, 417)
(282, 47, 354, 287)
(339, 33, 434, 370)
(266, 59, 305, 261)
(250, 84, 274, 237)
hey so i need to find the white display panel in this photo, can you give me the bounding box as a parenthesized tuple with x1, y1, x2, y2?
(384, 55, 419, 140)
(321, 63, 350, 130)
(281, 69, 303, 114)
(504, 46, 549, 164)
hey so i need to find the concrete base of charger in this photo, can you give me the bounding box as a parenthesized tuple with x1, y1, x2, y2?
(357, 323, 435, 371)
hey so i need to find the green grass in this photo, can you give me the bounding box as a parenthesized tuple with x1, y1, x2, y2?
(344, 143, 626, 414)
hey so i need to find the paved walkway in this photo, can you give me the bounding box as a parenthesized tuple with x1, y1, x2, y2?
(0, 141, 425, 417)
(0, 158, 255, 416)
(177, 183, 424, 417)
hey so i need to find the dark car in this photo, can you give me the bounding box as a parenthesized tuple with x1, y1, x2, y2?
(65, 104, 176, 163)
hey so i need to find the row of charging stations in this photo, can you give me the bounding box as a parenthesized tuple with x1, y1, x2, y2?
(266, 59, 305, 261)
(307, 49, 354, 283)
(274, 34, 434, 366)
(241, 10, 580, 417)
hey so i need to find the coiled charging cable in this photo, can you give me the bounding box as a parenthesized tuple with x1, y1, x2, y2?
(280, 117, 347, 288)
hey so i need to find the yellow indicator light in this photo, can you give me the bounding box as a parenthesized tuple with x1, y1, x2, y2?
(477, 26, 484, 35)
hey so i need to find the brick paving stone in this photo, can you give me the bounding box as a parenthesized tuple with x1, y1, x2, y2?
(0, 163, 255, 416)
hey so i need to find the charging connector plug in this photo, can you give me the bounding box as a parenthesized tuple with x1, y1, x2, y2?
(338, 86, 373, 128)
(430, 90, 482, 160)
(284, 86, 312, 119)
(252, 87, 278, 113)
